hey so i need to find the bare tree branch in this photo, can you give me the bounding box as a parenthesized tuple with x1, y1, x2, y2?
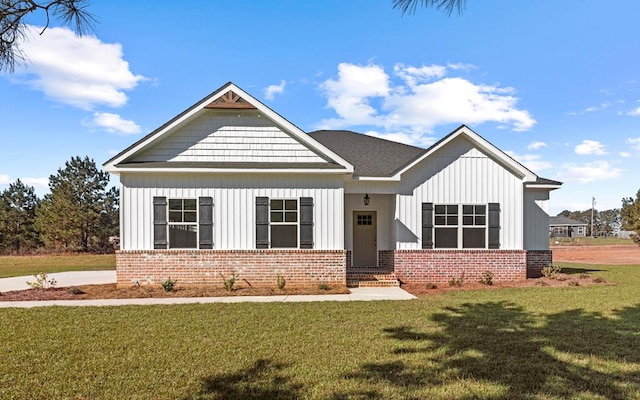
(0, 0, 95, 73)
(392, 0, 466, 16)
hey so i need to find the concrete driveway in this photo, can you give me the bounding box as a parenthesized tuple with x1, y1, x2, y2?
(0, 270, 116, 292)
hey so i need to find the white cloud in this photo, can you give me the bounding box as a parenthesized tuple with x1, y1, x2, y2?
(365, 130, 437, 148)
(14, 25, 146, 110)
(318, 62, 535, 137)
(505, 151, 552, 172)
(0, 174, 48, 189)
(627, 137, 640, 150)
(527, 141, 547, 150)
(320, 63, 390, 126)
(620, 151, 631, 157)
(555, 161, 622, 184)
(585, 102, 610, 112)
(574, 140, 607, 155)
(264, 80, 286, 100)
(85, 112, 141, 135)
(21, 177, 49, 189)
(394, 63, 447, 87)
(627, 107, 640, 116)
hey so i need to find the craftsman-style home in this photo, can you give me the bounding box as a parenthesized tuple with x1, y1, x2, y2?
(104, 82, 561, 287)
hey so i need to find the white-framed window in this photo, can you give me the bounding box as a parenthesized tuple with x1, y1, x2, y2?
(434, 204, 487, 249)
(168, 198, 198, 249)
(269, 199, 298, 248)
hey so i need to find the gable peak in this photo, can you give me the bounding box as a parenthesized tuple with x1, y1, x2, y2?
(205, 90, 257, 110)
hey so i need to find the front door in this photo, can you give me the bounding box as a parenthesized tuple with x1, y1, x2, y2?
(353, 211, 377, 266)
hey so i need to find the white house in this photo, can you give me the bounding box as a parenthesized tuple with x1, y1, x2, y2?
(104, 82, 561, 287)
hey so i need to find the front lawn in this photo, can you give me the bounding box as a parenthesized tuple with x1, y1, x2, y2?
(0, 254, 115, 278)
(1, 263, 639, 399)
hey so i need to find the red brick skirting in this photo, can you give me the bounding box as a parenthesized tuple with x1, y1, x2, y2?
(389, 249, 553, 284)
(116, 250, 347, 288)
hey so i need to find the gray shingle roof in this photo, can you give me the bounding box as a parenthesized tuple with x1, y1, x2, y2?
(550, 216, 588, 226)
(308, 130, 426, 177)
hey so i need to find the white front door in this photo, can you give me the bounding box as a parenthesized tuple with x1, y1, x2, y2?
(353, 211, 377, 266)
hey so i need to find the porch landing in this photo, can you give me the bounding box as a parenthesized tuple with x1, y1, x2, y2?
(346, 267, 400, 288)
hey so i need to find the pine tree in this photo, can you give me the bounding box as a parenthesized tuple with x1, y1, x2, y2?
(0, 179, 40, 253)
(621, 189, 640, 243)
(35, 156, 118, 252)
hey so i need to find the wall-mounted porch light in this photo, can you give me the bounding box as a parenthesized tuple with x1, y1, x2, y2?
(363, 193, 370, 206)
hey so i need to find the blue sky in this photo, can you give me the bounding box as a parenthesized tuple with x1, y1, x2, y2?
(1, 0, 639, 215)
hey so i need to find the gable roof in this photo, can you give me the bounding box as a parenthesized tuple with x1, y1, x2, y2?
(310, 126, 561, 189)
(550, 216, 588, 226)
(104, 82, 354, 174)
(308, 130, 426, 177)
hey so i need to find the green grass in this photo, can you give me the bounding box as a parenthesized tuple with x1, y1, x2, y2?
(0, 254, 115, 278)
(1, 263, 640, 399)
(550, 236, 636, 246)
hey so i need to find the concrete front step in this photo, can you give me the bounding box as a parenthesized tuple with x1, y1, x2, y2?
(346, 269, 400, 288)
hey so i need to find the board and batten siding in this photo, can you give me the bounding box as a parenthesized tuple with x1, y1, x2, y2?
(395, 137, 525, 250)
(131, 111, 326, 163)
(523, 188, 551, 250)
(119, 173, 343, 250)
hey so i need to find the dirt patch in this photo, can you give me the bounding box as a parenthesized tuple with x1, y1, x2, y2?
(552, 245, 640, 265)
(0, 283, 350, 302)
(402, 272, 612, 296)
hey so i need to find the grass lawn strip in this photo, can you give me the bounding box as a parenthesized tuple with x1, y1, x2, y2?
(1, 263, 639, 399)
(0, 254, 115, 278)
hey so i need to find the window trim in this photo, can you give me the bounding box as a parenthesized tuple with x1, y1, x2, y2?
(269, 198, 299, 248)
(433, 203, 488, 249)
(167, 198, 199, 249)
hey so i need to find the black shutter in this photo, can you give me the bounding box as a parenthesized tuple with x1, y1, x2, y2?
(199, 197, 213, 249)
(299, 197, 314, 249)
(488, 203, 500, 249)
(256, 197, 269, 249)
(153, 196, 167, 249)
(422, 202, 434, 249)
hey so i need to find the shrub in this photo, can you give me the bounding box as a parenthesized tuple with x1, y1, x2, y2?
(317, 283, 329, 291)
(541, 265, 562, 278)
(568, 281, 580, 287)
(425, 282, 438, 289)
(448, 274, 465, 287)
(276, 274, 286, 290)
(221, 273, 237, 291)
(535, 280, 549, 286)
(593, 276, 606, 283)
(26, 273, 57, 290)
(161, 278, 177, 292)
(67, 287, 85, 295)
(579, 273, 590, 279)
(480, 271, 494, 286)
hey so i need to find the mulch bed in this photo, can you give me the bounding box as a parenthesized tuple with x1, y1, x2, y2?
(0, 283, 351, 302)
(401, 272, 612, 296)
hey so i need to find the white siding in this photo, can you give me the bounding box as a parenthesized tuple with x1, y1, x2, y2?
(395, 136, 525, 250)
(120, 173, 343, 250)
(344, 181, 398, 194)
(131, 111, 326, 163)
(523, 188, 551, 250)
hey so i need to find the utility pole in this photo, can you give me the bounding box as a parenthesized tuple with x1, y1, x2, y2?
(591, 197, 595, 238)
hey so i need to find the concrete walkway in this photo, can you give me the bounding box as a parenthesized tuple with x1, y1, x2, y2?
(0, 271, 416, 308)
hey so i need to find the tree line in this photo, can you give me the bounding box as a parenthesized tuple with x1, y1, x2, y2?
(0, 156, 118, 254)
(558, 189, 640, 243)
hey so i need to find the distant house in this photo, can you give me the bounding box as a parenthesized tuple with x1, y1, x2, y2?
(104, 82, 562, 287)
(549, 216, 588, 238)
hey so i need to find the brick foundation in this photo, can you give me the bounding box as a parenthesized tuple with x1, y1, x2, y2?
(391, 249, 552, 284)
(116, 250, 347, 288)
(525, 250, 553, 278)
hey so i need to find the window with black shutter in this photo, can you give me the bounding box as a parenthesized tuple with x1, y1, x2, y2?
(153, 196, 213, 249)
